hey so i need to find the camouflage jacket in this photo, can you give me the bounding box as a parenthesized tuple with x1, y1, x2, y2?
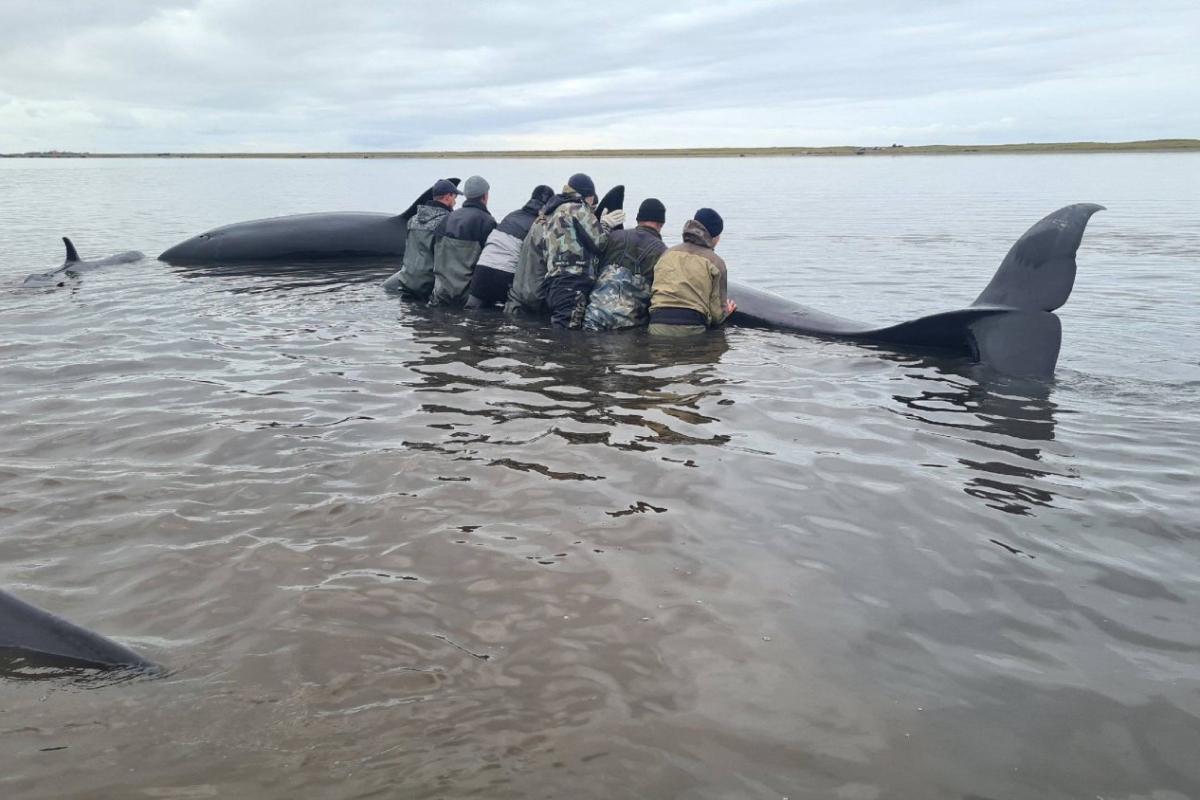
(392, 201, 452, 298)
(542, 191, 611, 281)
(648, 220, 730, 326)
(583, 225, 667, 331)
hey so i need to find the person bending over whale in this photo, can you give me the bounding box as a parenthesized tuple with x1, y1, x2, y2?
(648, 208, 736, 336)
(466, 184, 554, 309)
(504, 203, 552, 318)
(583, 197, 668, 332)
(390, 178, 459, 300)
(430, 175, 496, 307)
(541, 173, 625, 328)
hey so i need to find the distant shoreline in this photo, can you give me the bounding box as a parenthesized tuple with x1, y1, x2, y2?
(4, 139, 1198, 159)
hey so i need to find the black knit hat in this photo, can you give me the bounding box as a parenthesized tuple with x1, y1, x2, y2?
(568, 173, 596, 198)
(636, 198, 666, 224)
(530, 184, 554, 205)
(694, 207, 724, 238)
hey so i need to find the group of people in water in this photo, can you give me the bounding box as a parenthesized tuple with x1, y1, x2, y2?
(384, 173, 737, 335)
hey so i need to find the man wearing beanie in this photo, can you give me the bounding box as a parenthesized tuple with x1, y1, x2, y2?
(583, 197, 669, 332)
(466, 184, 554, 309)
(648, 208, 736, 336)
(385, 177, 460, 300)
(541, 173, 626, 328)
(430, 174, 496, 306)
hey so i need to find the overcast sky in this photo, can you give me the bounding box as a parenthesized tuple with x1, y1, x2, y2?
(2, 0, 1196, 152)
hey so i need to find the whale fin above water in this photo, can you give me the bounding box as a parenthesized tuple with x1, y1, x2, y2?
(972, 203, 1105, 311)
(729, 203, 1104, 378)
(63, 236, 81, 264)
(0, 588, 155, 674)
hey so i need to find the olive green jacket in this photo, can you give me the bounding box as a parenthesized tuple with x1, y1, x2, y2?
(648, 220, 729, 325)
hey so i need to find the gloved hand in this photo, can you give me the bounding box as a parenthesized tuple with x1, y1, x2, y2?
(600, 209, 625, 228)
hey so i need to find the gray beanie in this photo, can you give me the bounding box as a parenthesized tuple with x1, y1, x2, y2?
(463, 175, 490, 200)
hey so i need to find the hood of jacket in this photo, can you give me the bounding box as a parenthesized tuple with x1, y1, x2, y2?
(681, 219, 716, 249)
(414, 202, 451, 225)
(542, 190, 585, 218)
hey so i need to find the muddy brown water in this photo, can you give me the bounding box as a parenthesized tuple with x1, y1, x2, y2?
(1, 155, 1198, 798)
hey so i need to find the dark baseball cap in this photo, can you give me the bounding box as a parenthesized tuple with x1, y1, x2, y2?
(431, 178, 462, 197)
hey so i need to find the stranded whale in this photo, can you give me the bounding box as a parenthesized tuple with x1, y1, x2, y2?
(159, 197, 1102, 379)
(731, 204, 1104, 378)
(0, 588, 154, 674)
(22, 237, 145, 287)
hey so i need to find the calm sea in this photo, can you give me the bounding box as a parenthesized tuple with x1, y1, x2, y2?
(1, 154, 1198, 799)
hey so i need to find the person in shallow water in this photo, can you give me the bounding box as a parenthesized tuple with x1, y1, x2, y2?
(541, 173, 626, 328)
(503, 201, 552, 318)
(429, 175, 496, 307)
(583, 197, 669, 332)
(648, 208, 736, 336)
(391, 178, 459, 300)
(465, 184, 554, 309)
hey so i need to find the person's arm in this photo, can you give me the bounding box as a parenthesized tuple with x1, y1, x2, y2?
(479, 215, 497, 248)
(572, 205, 609, 255)
(708, 260, 733, 325)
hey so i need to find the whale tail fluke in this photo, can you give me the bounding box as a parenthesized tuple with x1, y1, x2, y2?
(972, 203, 1105, 312)
(63, 237, 80, 264)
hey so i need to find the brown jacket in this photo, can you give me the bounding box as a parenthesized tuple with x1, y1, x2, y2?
(648, 219, 729, 325)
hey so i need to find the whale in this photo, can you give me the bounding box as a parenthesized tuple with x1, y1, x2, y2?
(731, 203, 1104, 378)
(22, 237, 145, 287)
(0, 588, 155, 674)
(159, 179, 627, 267)
(159, 196, 1102, 378)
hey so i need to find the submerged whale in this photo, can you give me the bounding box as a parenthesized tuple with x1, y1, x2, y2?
(22, 237, 145, 287)
(159, 196, 1102, 378)
(0, 588, 154, 674)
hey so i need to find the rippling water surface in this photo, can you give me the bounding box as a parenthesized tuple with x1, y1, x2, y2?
(1, 155, 1199, 799)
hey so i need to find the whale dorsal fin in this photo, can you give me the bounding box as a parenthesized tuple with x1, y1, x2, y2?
(63, 237, 80, 263)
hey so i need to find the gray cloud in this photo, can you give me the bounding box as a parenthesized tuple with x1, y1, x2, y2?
(1, 0, 1196, 151)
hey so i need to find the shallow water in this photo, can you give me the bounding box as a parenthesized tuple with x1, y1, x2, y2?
(1, 155, 1198, 799)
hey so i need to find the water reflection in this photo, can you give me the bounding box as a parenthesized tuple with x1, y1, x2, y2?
(890, 362, 1066, 517)
(170, 259, 396, 292)
(395, 302, 733, 466)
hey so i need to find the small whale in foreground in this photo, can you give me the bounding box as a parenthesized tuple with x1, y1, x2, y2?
(21, 237, 145, 287)
(0, 587, 155, 676)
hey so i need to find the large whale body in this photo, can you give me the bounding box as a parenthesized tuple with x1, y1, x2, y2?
(159, 211, 411, 264)
(159, 201, 1103, 378)
(0, 588, 154, 673)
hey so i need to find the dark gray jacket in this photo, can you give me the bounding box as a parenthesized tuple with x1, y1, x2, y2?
(430, 199, 496, 306)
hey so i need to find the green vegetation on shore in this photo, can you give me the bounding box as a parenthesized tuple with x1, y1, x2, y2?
(4, 139, 1198, 159)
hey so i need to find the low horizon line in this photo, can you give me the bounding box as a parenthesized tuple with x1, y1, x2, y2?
(3, 138, 1198, 159)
